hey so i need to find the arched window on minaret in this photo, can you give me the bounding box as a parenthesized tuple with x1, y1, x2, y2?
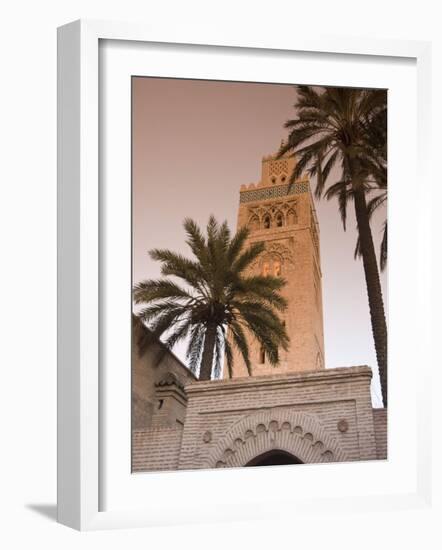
(273, 260, 281, 277)
(249, 215, 260, 231)
(262, 261, 270, 277)
(287, 209, 297, 225)
(263, 215, 271, 229)
(276, 213, 284, 227)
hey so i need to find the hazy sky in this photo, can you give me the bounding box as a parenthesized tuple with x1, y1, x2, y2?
(132, 77, 387, 407)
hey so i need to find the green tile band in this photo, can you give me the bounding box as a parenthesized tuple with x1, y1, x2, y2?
(239, 182, 309, 203)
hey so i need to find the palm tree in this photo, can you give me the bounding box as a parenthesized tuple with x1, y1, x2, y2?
(278, 86, 388, 406)
(133, 216, 289, 381)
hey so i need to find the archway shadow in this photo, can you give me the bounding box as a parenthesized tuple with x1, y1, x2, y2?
(245, 449, 302, 467)
(26, 504, 57, 522)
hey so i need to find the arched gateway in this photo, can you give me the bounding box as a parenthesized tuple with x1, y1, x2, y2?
(245, 450, 302, 467)
(206, 410, 347, 469)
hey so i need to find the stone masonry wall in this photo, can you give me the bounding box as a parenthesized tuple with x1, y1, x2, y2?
(373, 407, 388, 459)
(132, 317, 196, 431)
(131, 317, 197, 472)
(178, 366, 378, 470)
(229, 150, 324, 378)
(132, 428, 184, 472)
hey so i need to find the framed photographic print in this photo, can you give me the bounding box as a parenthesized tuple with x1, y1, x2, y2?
(57, 20, 432, 531)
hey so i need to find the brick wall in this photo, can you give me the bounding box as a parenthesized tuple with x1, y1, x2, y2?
(373, 408, 388, 459)
(132, 428, 184, 472)
(132, 364, 386, 471)
(131, 298, 386, 471)
(177, 366, 378, 470)
(131, 317, 196, 472)
(132, 316, 196, 430)
(230, 151, 325, 378)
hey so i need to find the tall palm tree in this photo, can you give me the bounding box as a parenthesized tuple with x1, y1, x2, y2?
(133, 216, 289, 381)
(278, 86, 388, 406)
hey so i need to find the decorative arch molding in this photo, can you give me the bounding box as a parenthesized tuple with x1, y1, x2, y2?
(248, 214, 260, 231)
(249, 242, 295, 273)
(206, 409, 347, 469)
(265, 242, 295, 265)
(246, 199, 298, 232)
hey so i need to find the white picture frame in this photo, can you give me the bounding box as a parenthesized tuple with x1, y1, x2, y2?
(57, 19, 433, 531)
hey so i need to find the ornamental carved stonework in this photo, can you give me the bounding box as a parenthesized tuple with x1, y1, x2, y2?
(206, 410, 347, 469)
(239, 182, 308, 204)
(249, 242, 295, 273)
(337, 419, 349, 433)
(155, 371, 185, 391)
(247, 199, 298, 229)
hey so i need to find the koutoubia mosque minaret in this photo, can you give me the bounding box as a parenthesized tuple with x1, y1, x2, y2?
(227, 145, 325, 378)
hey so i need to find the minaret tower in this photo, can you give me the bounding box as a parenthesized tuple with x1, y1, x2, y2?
(227, 146, 325, 378)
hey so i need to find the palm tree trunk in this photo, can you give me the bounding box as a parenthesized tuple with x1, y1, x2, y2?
(353, 188, 388, 407)
(199, 323, 216, 380)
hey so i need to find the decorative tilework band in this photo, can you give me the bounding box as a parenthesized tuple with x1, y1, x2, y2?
(239, 182, 309, 203)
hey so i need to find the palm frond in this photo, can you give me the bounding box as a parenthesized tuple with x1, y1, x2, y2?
(148, 248, 207, 292)
(163, 320, 192, 352)
(233, 301, 289, 355)
(380, 221, 388, 271)
(186, 324, 205, 375)
(232, 275, 288, 311)
(232, 241, 265, 274)
(223, 336, 234, 378)
(212, 326, 225, 380)
(137, 301, 187, 323)
(354, 235, 361, 260)
(133, 279, 194, 304)
(227, 225, 249, 264)
(229, 320, 252, 376)
(183, 217, 211, 272)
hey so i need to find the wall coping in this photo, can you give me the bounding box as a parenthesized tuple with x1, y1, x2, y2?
(185, 365, 372, 395)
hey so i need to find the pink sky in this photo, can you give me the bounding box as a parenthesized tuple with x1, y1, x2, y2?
(132, 77, 387, 407)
